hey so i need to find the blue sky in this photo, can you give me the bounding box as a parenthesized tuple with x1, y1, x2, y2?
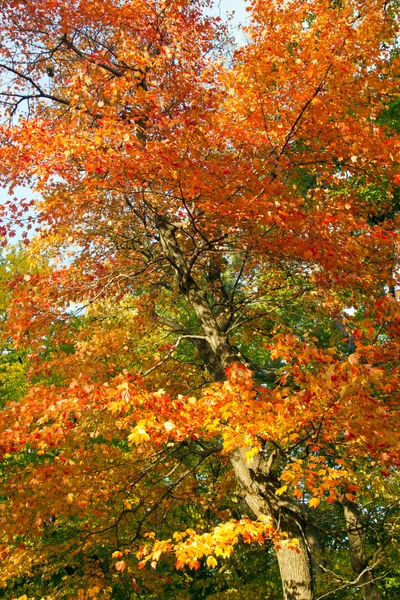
(210, 0, 249, 41)
(212, 0, 248, 23)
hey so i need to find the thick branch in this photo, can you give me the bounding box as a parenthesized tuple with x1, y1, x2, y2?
(155, 215, 238, 378)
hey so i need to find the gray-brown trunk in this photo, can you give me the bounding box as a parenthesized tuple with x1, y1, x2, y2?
(231, 449, 314, 600)
(305, 524, 326, 579)
(276, 517, 314, 600)
(343, 500, 382, 600)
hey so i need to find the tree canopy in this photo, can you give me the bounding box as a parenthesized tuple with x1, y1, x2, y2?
(0, 1, 399, 599)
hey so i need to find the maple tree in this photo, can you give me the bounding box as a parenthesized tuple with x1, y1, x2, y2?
(0, 0, 399, 599)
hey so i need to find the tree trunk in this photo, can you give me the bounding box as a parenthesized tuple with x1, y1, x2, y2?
(156, 217, 315, 600)
(231, 449, 314, 600)
(276, 517, 314, 600)
(343, 500, 382, 600)
(305, 524, 326, 580)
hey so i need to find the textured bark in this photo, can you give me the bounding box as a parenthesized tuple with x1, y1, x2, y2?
(231, 449, 314, 600)
(343, 501, 382, 600)
(156, 216, 238, 379)
(305, 524, 326, 579)
(157, 217, 315, 600)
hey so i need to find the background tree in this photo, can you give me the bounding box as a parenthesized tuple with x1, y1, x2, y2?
(0, 247, 31, 406)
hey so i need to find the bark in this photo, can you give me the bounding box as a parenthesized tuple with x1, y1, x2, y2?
(231, 449, 314, 600)
(156, 215, 238, 378)
(156, 217, 315, 600)
(343, 500, 383, 600)
(305, 524, 326, 579)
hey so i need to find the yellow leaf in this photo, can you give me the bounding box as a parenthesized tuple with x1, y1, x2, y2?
(309, 497, 320, 508)
(128, 425, 150, 444)
(206, 556, 218, 568)
(245, 446, 259, 462)
(275, 485, 288, 496)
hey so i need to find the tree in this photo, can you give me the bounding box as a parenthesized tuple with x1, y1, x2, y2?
(0, 246, 32, 406)
(0, 0, 399, 599)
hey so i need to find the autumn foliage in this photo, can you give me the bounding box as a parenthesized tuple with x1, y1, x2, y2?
(0, 0, 399, 599)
